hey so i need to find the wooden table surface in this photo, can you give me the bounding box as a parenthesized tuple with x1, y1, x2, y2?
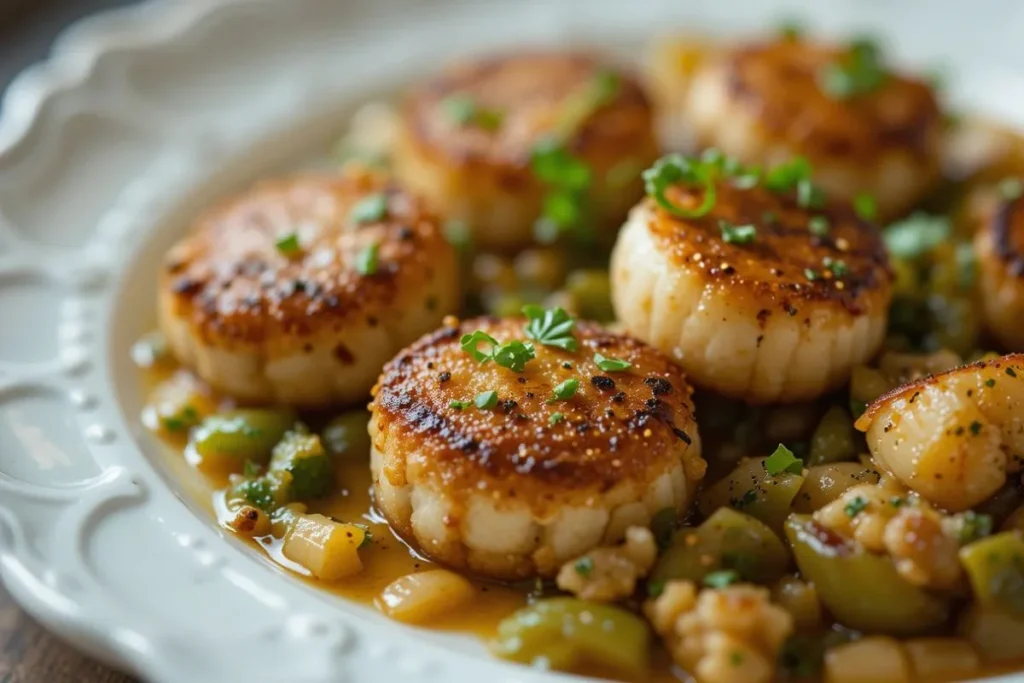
(0, 582, 134, 683)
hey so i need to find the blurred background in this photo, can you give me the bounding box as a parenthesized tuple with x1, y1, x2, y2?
(0, 0, 135, 91)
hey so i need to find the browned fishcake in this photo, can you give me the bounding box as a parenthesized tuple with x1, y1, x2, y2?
(661, 36, 943, 218)
(392, 51, 659, 250)
(973, 180, 1024, 350)
(159, 166, 459, 407)
(611, 177, 892, 403)
(369, 317, 705, 580)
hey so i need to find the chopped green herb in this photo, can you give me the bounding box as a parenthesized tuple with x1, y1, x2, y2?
(778, 19, 804, 40)
(797, 178, 825, 209)
(492, 340, 536, 372)
(804, 268, 818, 281)
(161, 417, 187, 432)
(890, 496, 905, 508)
(764, 443, 804, 475)
(999, 177, 1024, 201)
(355, 242, 379, 276)
(884, 212, 950, 259)
(819, 37, 889, 100)
(574, 557, 595, 577)
(703, 569, 741, 589)
(547, 378, 580, 403)
(643, 153, 718, 219)
(844, 495, 869, 517)
(720, 221, 757, 244)
(957, 511, 993, 544)
(730, 651, 745, 666)
(733, 489, 758, 509)
(764, 156, 812, 193)
(823, 257, 849, 277)
(523, 305, 578, 351)
(275, 232, 301, 255)
(594, 353, 632, 372)
(1009, 367, 1019, 378)
(441, 94, 476, 125)
(970, 420, 982, 435)
(350, 193, 388, 223)
(530, 140, 592, 243)
(647, 581, 665, 598)
(460, 330, 499, 363)
(808, 215, 830, 236)
(449, 399, 471, 410)
(549, 412, 565, 426)
(475, 390, 499, 410)
(358, 526, 374, 549)
(854, 193, 878, 220)
(986, 378, 997, 387)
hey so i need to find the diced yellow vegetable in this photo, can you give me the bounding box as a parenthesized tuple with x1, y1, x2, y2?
(772, 576, 822, 631)
(699, 457, 805, 531)
(824, 636, 910, 683)
(903, 638, 980, 681)
(958, 530, 1024, 615)
(794, 463, 880, 513)
(785, 515, 949, 635)
(960, 604, 1024, 662)
(808, 406, 858, 465)
(377, 570, 475, 624)
(282, 513, 365, 580)
(651, 508, 789, 586)
(491, 598, 649, 678)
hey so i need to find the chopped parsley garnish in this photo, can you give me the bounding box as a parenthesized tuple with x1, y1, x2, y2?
(844, 495, 869, 517)
(492, 340, 537, 372)
(594, 353, 632, 372)
(523, 305, 578, 351)
(819, 37, 888, 100)
(275, 232, 301, 255)
(764, 443, 803, 475)
(854, 193, 878, 220)
(883, 212, 950, 259)
(969, 420, 982, 435)
(808, 215, 830, 236)
(547, 378, 580, 403)
(475, 390, 499, 410)
(460, 331, 537, 373)
(358, 526, 374, 549)
(720, 221, 757, 244)
(530, 140, 593, 243)
(355, 242, 379, 276)
(804, 268, 818, 281)
(890, 496, 905, 508)
(797, 178, 825, 209)
(764, 156, 812, 193)
(643, 153, 718, 219)
(957, 511, 993, 544)
(1009, 367, 1019, 378)
(703, 569, 741, 589)
(823, 257, 849, 277)
(449, 399, 470, 410)
(440, 94, 503, 130)
(549, 412, 565, 426)
(998, 177, 1024, 201)
(986, 378, 997, 387)
(350, 193, 388, 223)
(574, 557, 595, 577)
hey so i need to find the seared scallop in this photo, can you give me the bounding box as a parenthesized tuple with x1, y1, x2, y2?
(369, 315, 705, 581)
(972, 178, 1024, 350)
(159, 167, 459, 407)
(611, 155, 892, 404)
(649, 35, 943, 218)
(392, 51, 659, 251)
(855, 354, 1024, 512)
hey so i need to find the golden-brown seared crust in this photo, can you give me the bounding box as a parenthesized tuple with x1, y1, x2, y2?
(645, 181, 892, 317)
(725, 39, 941, 159)
(371, 317, 702, 506)
(855, 354, 1024, 430)
(981, 192, 1024, 277)
(161, 167, 450, 352)
(403, 51, 653, 172)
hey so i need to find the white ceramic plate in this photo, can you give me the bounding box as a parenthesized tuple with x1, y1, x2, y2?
(2, 1, 1024, 682)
